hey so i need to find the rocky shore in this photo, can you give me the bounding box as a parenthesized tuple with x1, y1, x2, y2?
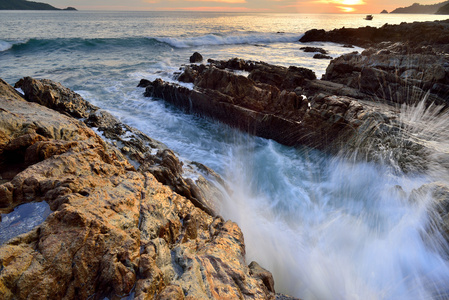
(0, 78, 286, 299)
(2, 18, 449, 300)
(138, 19, 449, 174)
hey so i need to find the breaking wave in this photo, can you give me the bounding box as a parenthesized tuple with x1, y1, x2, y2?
(0, 39, 28, 52)
(0, 37, 166, 53)
(154, 32, 303, 48)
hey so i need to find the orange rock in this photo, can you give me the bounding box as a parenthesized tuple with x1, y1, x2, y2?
(0, 78, 276, 300)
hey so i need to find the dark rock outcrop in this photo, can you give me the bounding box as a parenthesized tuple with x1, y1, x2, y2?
(0, 78, 276, 300)
(141, 57, 443, 172)
(322, 44, 449, 105)
(189, 52, 203, 63)
(300, 46, 328, 54)
(299, 19, 449, 52)
(313, 53, 332, 59)
(141, 18, 449, 173)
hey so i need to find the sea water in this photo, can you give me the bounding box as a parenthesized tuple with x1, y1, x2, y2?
(2, 11, 449, 299)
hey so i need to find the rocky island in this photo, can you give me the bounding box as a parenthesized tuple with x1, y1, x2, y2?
(437, 2, 449, 13)
(1, 18, 449, 299)
(389, 0, 449, 14)
(0, 0, 76, 10)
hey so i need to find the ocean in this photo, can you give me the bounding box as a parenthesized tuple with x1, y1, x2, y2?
(2, 10, 449, 299)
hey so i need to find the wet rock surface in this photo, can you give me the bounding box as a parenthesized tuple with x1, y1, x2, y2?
(0, 78, 276, 299)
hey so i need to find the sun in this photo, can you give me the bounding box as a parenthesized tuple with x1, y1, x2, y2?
(334, 0, 365, 12)
(313, 0, 366, 13)
(338, 6, 355, 12)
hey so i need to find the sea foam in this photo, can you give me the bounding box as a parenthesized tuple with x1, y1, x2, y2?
(0, 40, 13, 52)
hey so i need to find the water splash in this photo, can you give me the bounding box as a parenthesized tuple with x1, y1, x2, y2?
(216, 96, 449, 299)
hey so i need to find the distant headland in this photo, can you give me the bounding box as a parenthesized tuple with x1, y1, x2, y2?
(388, 0, 449, 14)
(0, 0, 77, 10)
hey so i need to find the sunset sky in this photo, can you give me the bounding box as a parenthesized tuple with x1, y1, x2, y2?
(45, 0, 441, 13)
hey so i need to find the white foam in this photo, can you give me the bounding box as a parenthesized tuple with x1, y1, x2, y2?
(154, 32, 302, 48)
(218, 140, 449, 299)
(0, 40, 13, 52)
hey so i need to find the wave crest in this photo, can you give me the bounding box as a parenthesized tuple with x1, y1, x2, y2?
(154, 32, 302, 48)
(0, 40, 28, 52)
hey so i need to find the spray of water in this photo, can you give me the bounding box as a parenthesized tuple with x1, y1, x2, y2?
(217, 96, 449, 299)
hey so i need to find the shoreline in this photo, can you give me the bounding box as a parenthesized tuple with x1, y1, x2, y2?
(1, 18, 449, 299)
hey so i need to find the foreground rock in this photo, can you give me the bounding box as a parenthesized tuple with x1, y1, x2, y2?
(15, 77, 221, 216)
(0, 78, 276, 299)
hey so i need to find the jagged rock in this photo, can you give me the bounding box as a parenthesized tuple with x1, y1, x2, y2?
(137, 79, 152, 88)
(139, 149, 218, 216)
(276, 294, 301, 300)
(15, 77, 98, 118)
(299, 19, 449, 52)
(313, 53, 332, 59)
(16, 77, 221, 216)
(142, 60, 368, 151)
(205, 58, 316, 90)
(141, 57, 448, 172)
(189, 52, 203, 63)
(249, 261, 275, 294)
(0, 79, 115, 204)
(323, 44, 449, 105)
(177, 65, 203, 83)
(0, 78, 276, 300)
(300, 46, 328, 54)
